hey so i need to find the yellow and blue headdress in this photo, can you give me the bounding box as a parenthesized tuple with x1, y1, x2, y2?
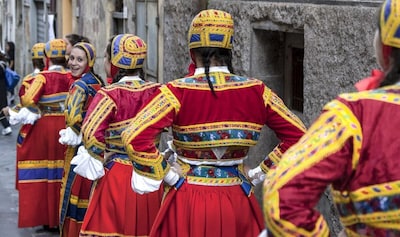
(380, 0, 400, 48)
(111, 34, 147, 69)
(31, 43, 46, 59)
(188, 9, 234, 50)
(44, 39, 66, 58)
(74, 42, 96, 67)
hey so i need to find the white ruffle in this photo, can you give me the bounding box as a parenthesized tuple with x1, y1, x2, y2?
(59, 127, 82, 145)
(71, 146, 105, 180)
(247, 165, 266, 186)
(131, 170, 162, 194)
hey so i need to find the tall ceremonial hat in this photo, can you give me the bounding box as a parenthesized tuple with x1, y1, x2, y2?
(74, 42, 96, 67)
(111, 34, 147, 69)
(44, 38, 66, 58)
(31, 43, 46, 59)
(380, 0, 400, 48)
(188, 9, 234, 49)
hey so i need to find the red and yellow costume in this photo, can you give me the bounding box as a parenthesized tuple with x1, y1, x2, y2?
(14, 43, 45, 192)
(79, 77, 163, 237)
(13, 70, 42, 191)
(59, 42, 104, 237)
(17, 39, 73, 228)
(60, 73, 103, 236)
(263, 84, 400, 236)
(18, 65, 72, 227)
(122, 67, 306, 236)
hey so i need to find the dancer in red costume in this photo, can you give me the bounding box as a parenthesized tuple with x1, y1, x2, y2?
(73, 34, 163, 236)
(263, 1, 400, 236)
(18, 39, 73, 231)
(9, 42, 45, 191)
(122, 9, 306, 237)
(59, 42, 104, 237)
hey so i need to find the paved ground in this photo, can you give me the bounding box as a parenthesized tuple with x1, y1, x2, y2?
(0, 123, 59, 237)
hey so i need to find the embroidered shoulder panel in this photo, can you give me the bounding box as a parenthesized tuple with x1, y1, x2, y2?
(171, 74, 263, 91)
(265, 100, 361, 192)
(104, 80, 160, 92)
(339, 85, 400, 105)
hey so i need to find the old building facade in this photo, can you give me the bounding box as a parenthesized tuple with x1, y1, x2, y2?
(2, 0, 383, 235)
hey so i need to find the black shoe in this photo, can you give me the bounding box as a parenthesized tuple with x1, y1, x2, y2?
(36, 225, 60, 233)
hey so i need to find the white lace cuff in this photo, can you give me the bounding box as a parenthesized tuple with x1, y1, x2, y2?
(9, 108, 21, 125)
(71, 145, 105, 180)
(20, 108, 41, 124)
(59, 127, 82, 145)
(163, 168, 180, 186)
(247, 165, 266, 186)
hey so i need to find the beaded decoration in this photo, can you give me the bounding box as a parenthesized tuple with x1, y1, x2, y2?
(44, 39, 66, 58)
(111, 34, 147, 69)
(188, 9, 234, 49)
(381, 0, 400, 48)
(31, 43, 46, 59)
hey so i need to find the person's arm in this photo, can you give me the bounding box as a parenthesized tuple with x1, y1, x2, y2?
(65, 80, 89, 134)
(9, 60, 14, 70)
(122, 85, 179, 191)
(263, 99, 362, 236)
(259, 87, 307, 173)
(20, 74, 46, 108)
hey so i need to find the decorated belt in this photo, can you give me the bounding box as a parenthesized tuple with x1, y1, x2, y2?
(175, 164, 253, 196)
(104, 154, 130, 169)
(175, 147, 249, 160)
(40, 106, 64, 114)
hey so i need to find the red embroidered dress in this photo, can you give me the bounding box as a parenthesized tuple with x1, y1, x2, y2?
(79, 77, 163, 237)
(13, 71, 40, 191)
(263, 83, 400, 236)
(122, 70, 306, 237)
(18, 66, 72, 228)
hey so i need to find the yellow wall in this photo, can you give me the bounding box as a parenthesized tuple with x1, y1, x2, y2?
(61, 0, 72, 37)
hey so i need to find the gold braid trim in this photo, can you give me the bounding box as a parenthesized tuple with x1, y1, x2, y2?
(263, 87, 306, 132)
(123, 87, 179, 180)
(20, 74, 46, 107)
(264, 191, 330, 236)
(82, 92, 114, 161)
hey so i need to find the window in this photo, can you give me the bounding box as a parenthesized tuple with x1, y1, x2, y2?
(250, 26, 304, 113)
(290, 47, 304, 112)
(284, 33, 304, 113)
(136, 0, 158, 82)
(112, 0, 126, 35)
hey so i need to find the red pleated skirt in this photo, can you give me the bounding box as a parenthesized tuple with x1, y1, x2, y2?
(17, 114, 66, 228)
(80, 159, 163, 237)
(150, 182, 265, 237)
(60, 146, 93, 237)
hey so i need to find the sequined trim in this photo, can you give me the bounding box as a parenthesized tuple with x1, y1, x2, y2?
(172, 121, 263, 148)
(186, 166, 242, 186)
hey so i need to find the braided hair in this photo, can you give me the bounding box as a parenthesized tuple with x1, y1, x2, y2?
(191, 47, 234, 97)
(113, 68, 145, 83)
(379, 47, 400, 87)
